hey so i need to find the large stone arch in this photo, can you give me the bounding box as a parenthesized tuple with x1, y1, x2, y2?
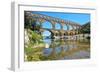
(41, 21, 53, 29)
(39, 28, 56, 39)
(54, 23, 62, 30)
(62, 24, 68, 30)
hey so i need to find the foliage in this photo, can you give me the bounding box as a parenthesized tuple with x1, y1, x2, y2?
(24, 13, 46, 61)
(79, 22, 90, 34)
(30, 30, 43, 44)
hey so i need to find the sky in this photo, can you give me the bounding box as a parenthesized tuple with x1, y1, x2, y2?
(32, 11, 90, 36)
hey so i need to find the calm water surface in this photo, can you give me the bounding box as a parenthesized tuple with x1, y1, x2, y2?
(42, 39, 90, 60)
(25, 39, 90, 61)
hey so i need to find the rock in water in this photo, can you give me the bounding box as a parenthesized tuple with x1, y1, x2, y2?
(45, 44, 49, 48)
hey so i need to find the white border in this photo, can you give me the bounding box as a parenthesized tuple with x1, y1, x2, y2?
(11, 2, 97, 71)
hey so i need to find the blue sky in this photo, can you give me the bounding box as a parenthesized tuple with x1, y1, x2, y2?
(32, 11, 90, 36)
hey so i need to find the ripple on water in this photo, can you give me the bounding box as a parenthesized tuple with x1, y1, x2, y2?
(43, 48, 52, 56)
(64, 51, 90, 59)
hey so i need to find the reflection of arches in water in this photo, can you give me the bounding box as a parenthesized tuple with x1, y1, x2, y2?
(62, 45, 69, 51)
(48, 48, 57, 60)
(55, 47, 62, 54)
(53, 45, 69, 55)
(42, 40, 89, 60)
(42, 44, 78, 59)
(68, 44, 77, 50)
(42, 40, 79, 57)
(43, 48, 53, 56)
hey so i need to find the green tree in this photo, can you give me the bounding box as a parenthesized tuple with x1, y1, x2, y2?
(79, 22, 90, 34)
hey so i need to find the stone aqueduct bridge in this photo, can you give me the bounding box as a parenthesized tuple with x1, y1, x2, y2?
(25, 12, 82, 39)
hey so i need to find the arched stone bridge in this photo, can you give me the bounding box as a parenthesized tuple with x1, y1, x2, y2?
(25, 11, 82, 40)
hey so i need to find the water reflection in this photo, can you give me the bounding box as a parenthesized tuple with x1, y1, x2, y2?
(25, 38, 90, 61)
(42, 38, 90, 60)
(43, 48, 52, 56)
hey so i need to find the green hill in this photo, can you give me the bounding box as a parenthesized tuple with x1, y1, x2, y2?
(79, 22, 90, 34)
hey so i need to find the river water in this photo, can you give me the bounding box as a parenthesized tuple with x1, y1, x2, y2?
(25, 38, 90, 61)
(42, 38, 90, 60)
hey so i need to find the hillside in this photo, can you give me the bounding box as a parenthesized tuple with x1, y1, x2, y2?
(79, 22, 90, 34)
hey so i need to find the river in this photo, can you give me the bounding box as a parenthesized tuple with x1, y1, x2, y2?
(25, 38, 90, 61)
(42, 39, 90, 60)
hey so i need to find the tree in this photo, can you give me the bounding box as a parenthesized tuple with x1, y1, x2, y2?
(79, 22, 90, 34)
